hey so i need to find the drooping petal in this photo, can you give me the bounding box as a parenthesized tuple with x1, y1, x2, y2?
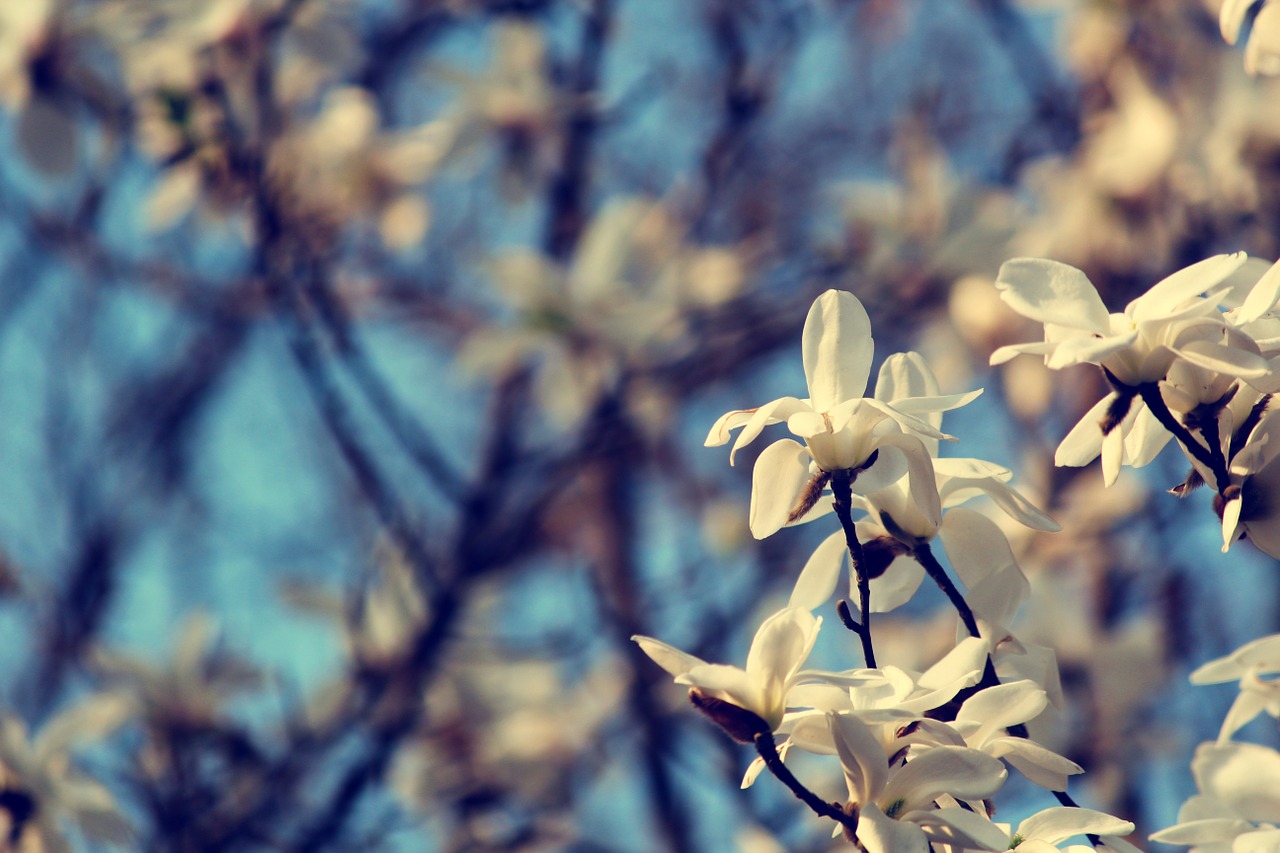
(1191, 635, 1280, 683)
(995, 259, 1111, 333)
(790, 530, 846, 611)
(830, 711, 890, 804)
(1055, 394, 1112, 467)
(939, 476, 1061, 531)
(1218, 689, 1270, 742)
(804, 290, 874, 412)
(876, 434, 942, 534)
(990, 738, 1084, 791)
(749, 439, 814, 539)
(729, 397, 812, 464)
(991, 340, 1057, 366)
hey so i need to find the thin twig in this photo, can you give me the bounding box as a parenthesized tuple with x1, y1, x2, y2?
(829, 470, 876, 668)
(912, 543, 980, 639)
(753, 731, 858, 835)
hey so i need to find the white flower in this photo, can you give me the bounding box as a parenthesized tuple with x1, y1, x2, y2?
(632, 607, 826, 734)
(991, 254, 1263, 386)
(1152, 741, 1280, 851)
(1190, 634, 1280, 742)
(828, 712, 1009, 853)
(1221, 0, 1280, 75)
(706, 290, 981, 538)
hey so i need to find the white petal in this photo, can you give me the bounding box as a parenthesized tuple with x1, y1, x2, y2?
(876, 433, 942, 532)
(1192, 635, 1280, 683)
(790, 531, 846, 611)
(830, 711, 890, 803)
(632, 636, 707, 677)
(1128, 254, 1247, 322)
(868, 554, 926, 614)
(905, 807, 1010, 851)
(996, 739, 1085, 791)
(1101, 422, 1124, 486)
(1151, 819, 1255, 845)
(804, 290, 874, 412)
(1178, 339, 1271, 379)
(858, 804, 930, 853)
(957, 680, 1048, 733)
(1246, 3, 1280, 75)
(1045, 332, 1138, 370)
(940, 476, 1060, 531)
(881, 746, 1007, 810)
(1237, 258, 1280, 323)
(995, 259, 1111, 333)
(1222, 495, 1243, 553)
(1055, 394, 1112, 467)
(749, 439, 814, 539)
(1219, 690, 1269, 742)
(745, 607, 820, 691)
(875, 352, 939, 403)
(991, 340, 1057, 366)
(890, 388, 985, 416)
(1016, 807, 1135, 846)
(1221, 0, 1256, 43)
(729, 397, 811, 464)
(936, 507, 1019, 590)
(1193, 741, 1280, 822)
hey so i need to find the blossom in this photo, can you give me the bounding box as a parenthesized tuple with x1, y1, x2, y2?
(828, 711, 1009, 853)
(1004, 807, 1136, 853)
(0, 696, 134, 852)
(1190, 634, 1280, 741)
(1152, 741, 1280, 851)
(1220, 0, 1280, 75)
(706, 290, 981, 538)
(632, 607, 826, 736)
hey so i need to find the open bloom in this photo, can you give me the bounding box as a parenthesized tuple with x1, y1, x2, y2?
(1190, 634, 1280, 742)
(829, 712, 1008, 853)
(632, 607, 827, 736)
(706, 290, 981, 538)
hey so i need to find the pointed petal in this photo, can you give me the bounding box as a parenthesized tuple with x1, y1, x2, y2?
(991, 340, 1057, 365)
(727, 397, 811, 464)
(858, 804, 930, 853)
(1045, 332, 1138, 370)
(995, 739, 1084, 791)
(939, 477, 1060, 531)
(1178, 339, 1271, 379)
(957, 680, 1048, 733)
(632, 635, 707, 677)
(1055, 394, 1112, 467)
(1016, 807, 1135, 845)
(995, 259, 1111, 333)
(749, 439, 813, 539)
(875, 352, 940, 403)
(1237, 258, 1280, 323)
(905, 807, 1010, 852)
(804, 290, 874, 412)
(1129, 254, 1247, 322)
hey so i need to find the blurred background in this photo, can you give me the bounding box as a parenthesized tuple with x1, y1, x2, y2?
(1, 0, 1279, 850)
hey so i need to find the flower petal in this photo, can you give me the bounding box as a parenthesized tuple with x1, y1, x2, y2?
(1017, 808, 1135, 846)
(804, 290, 874, 412)
(830, 711, 890, 803)
(632, 635, 707, 677)
(881, 745, 1007, 810)
(1128, 253, 1247, 322)
(749, 439, 814, 539)
(905, 807, 1010, 852)
(995, 259, 1111, 333)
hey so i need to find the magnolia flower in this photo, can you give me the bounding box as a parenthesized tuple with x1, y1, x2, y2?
(1190, 634, 1280, 742)
(0, 697, 134, 852)
(992, 254, 1272, 486)
(632, 607, 827, 737)
(903, 681, 1083, 791)
(991, 254, 1264, 385)
(1152, 741, 1280, 851)
(1221, 0, 1280, 75)
(706, 290, 981, 538)
(829, 712, 1008, 853)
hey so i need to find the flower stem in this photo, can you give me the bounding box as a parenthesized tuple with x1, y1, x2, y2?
(754, 731, 859, 835)
(830, 469, 876, 668)
(912, 542, 980, 639)
(1133, 381, 1229, 492)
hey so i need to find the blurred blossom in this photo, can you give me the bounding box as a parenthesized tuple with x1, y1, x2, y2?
(1221, 0, 1280, 74)
(0, 697, 134, 852)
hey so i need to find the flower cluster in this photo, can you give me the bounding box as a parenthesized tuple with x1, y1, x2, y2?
(635, 289, 1139, 851)
(1152, 634, 1280, 851)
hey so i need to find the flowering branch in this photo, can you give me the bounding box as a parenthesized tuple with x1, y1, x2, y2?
(830, 468, 877, 667)
(753, 731, 860, 838)
(1127, 375, 1230, 491)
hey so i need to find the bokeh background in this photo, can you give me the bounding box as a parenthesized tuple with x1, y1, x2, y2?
(1, 0, 1279, 850)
